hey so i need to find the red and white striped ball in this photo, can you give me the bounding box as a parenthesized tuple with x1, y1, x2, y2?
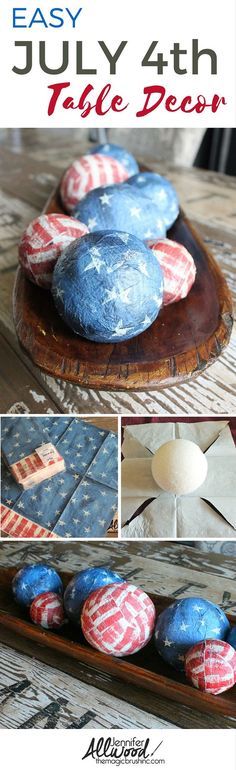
(19, 213, 88, 288)
(147, 238, 196, 306)
(81, 582, 156, 656)
(30, 591, 65, 629)
(185, 639, 236, 695)
(60, 154, 129, 213)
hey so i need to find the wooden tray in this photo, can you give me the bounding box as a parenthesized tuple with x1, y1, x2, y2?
(13, 168, 233, 391)
(1, 566, 235, 718)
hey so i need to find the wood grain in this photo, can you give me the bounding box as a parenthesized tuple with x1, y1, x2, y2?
(0, 132, 236, 413)
(1, 564, 236, 719)
(1, 541, 236, 728)
(13, 182, 233, 391)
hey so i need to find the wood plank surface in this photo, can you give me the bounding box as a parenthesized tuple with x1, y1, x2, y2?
(0, 541, 236, 729)
(0, 130, 235, 414)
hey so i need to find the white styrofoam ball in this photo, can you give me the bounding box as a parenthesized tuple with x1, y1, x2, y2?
(151, 439, 208, 495)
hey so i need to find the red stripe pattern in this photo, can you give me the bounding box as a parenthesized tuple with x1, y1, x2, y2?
(0, 504, 57, 538)
(147, 238, 196, 305)
(81, 582, 156, 656)
(60, 154, 129, 213)
(30, 591, 64, 628)
(10, 446, 64, 488)
(19, 213, 88, 288)
(185, 639, 236, 695)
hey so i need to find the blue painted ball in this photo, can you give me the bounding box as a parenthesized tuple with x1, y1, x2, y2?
(52, 230, 164, 343)
(154, 597, 230, 671)
(226, 626, 236, 649)
(127, 172, 179, 229)
(64, 567, 124, 624)
(12, 563, 63, 607)
(74, 183, 167, 241)
(88, 143, 139, 177)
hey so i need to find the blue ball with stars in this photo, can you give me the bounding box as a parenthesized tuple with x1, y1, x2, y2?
(64, 567, 124, 624)
(74, 183, 167, 241)
(154, 597, 230, 671)
(52, 230, 164, 343)
(226, 626, 236, 649)
(127, 172, 179, 229)
(12, 563, 63, 607)
(88, 143, 139, 177)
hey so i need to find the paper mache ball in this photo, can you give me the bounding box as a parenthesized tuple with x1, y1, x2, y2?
(12, 563, 63, 607)
(147, 239, 196, 305)
(30, 591, 65, 629)
(88, 143, 139, 177)
(64, 566, 123, 624)
(151, 439, 208, 495)
(185, 639, 236, 695)
(226, 626, 236, 649)
(60, 154, 128, 213)
(52, 230, 164, 343)
(154, 597, 230, 671)
(74, 183, 167, 241)
(18, 213, 88, 289)
(127, 172, 179, 228)
(81, 582, 156, 656)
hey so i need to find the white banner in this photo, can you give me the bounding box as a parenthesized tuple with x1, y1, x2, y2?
(1, 728, 235, 769)
(0, 0, 235, 126)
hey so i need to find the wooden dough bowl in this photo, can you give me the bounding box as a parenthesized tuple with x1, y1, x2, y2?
(13, 166, 233, 390)
(1, 566, 236, 718)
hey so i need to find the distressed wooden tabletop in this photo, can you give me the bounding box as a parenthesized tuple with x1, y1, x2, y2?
(0, 129, 235, 415)
(0, 540, 236, 729)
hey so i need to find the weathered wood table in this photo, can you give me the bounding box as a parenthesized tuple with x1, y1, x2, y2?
(0, 129, 235, 415)
(0, 540, 236, 729)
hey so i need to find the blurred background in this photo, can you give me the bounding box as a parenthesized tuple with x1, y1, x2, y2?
(0, 127, 235, 173)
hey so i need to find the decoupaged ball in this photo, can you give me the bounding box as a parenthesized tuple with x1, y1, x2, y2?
(74, 183, 167, 241)
(81, 582, 156, 656)
(185, 639, 236, 695)
(30, 591, 65, 629)
(52, 231, 164, 343)
(60, 154, 128, 213)
(64, 566, 123, 624)
(18, 213, 88, 288)
(226, 626, 236, 649)
(88, 143, 139, 177)
(147, 239, 196, 305)
(151, 439, 208, 495)
(127, 172, 179, 228)
(12, 563, 63, 607)
(154, 597, 230, 671)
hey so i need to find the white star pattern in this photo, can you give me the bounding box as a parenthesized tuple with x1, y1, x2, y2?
(84, 255, 105, 274)
(99, 193, 112, 206)
(112, 320, 130, 337)
(138, 261, 149, 277)
(87, 217, 97, 230)
(130, 207, 141, 219)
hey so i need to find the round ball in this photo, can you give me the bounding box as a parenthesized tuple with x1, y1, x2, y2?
(88, 143, 139, 177)
(64, 567, 123, 624)
(154, 597, 230, 671)
(60, 154, 128, 213)
(30, 591, 65, 629)
(12, 564, 63, 607)
(52, 231, 163, 343)
(127, 172, 179, 228)
(226, 626, 236, 649)
(185, 639, 236, 695)
(151, 439, 208, 495)
(18, 213, 88, 288)
(81, 582, 156, 656)
(148, 239, 196, 305)
(75, 183, 166, 241)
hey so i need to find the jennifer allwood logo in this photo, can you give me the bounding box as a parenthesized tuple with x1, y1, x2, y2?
(82, 736, 166, 765)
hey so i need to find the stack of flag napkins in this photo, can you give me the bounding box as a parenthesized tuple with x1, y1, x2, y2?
(7, 443, 65, 489)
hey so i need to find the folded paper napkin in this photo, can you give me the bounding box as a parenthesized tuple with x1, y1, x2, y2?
(6, 443, 65, 489)
(1, 417, 118, 538)
(121, 421, 236, 538)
